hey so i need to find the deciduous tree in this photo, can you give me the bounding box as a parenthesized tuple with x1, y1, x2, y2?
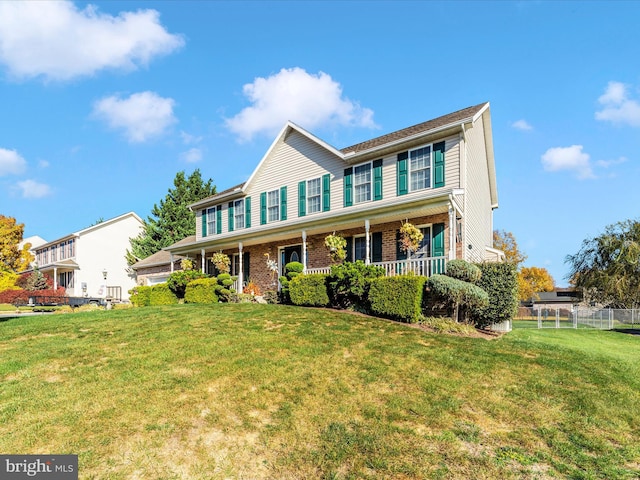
(566, 219, 640, 308)
(493, 229, 527, 266)
(127, 169, 216, 264)
(518, 266, 555, 301)
(0, 215, 34, 273)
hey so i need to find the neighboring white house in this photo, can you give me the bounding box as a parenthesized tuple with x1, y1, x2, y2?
(19, 235, 47, 268)
(32, 212, 144, 301)
(142, 102, 502, 293)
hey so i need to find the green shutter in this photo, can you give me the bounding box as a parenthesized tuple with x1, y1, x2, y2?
(433, 141, 445, 188)
(228, 201, 234, 232)
(243, 251, 250, 281)
(245, 197, 251, 228)
(397, 152, 408, 195)
(216, 205, 222, 234)
(344, 167, 353, 207)
(372, 232, 383, 262)
(260, 192, 267, 225)
(373, 159, 383, 201)
(201, 209, 207, 237)
(280, 186, 287, 221)
(322, 174, 331, 211)
(298, 181, 306, 217)
(432, 223, 445, 256)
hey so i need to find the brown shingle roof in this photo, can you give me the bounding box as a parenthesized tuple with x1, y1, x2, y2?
(340, 103, 487, 154)
(130, 236, 195, 269)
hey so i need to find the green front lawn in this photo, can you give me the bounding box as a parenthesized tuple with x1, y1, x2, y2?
(1, 304, 638, 479)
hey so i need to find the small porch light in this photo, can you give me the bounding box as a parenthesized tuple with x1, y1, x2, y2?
(102, 268, 108, 280)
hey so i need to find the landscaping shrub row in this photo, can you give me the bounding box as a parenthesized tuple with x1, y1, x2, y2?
(285, 260, 519, 328)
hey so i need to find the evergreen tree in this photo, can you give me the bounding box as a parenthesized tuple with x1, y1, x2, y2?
(127, 169, 216, 264)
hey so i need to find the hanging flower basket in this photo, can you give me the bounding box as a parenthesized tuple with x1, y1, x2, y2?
(324, 233, 347, 263)
(399, 221, 424, 255)
(210, 252, 231, 274)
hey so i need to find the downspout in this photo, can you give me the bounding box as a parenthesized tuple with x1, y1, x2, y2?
(302, 230, 307, 272)
(238, 242, 243, 294)
(460, 123, 469, 260)
(365, 220, 370, 265)
(170, 253, 174, 273)
(201, 248, 205, 273)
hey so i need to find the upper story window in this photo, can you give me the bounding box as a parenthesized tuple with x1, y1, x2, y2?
(307, 178, 321, 214)
(51, 246, 56, 262)
(59, 241, 66, 260)
(234, 198, 245, 229)
(354, 163, 372, 203)
(267, 190, 279, 222)
(410, 146, 431, 191)
(206, 207, 216, 236)
(68, 239, 75, 257)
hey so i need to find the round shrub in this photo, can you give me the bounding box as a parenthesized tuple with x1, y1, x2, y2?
(425, 274, 489, 323)
(129, 286, 152, 307)
(149, 283, 178, 305)
(445, 259, 482, 284)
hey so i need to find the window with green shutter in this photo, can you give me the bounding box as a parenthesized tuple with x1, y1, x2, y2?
(280, 186, 287, 221)
(372, 232, 383, 262)
(260, 192, 267, 225)
(245, 196, 251, 228)
(216, 205, 222, 234)
(201, 209, 207, 237)
(228, 202, 234, 232)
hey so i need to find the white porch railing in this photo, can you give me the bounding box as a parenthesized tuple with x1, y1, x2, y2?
(306, 257, 447, 277)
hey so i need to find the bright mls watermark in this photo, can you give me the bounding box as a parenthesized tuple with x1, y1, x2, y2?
(0, 455, 77, 479)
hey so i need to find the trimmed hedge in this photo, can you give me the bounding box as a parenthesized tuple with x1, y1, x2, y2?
(472, 262, 519, 329)
(445, 259, 482, 284)
(369, 275, 427, 323)
(185, 278, 218, 304)
(327, 261, 385, 310)
(425, 274, 489, 322)
(289, 274, 330, 307)
(167, 270, 208, 299)
(149, 283, 178, 305)
(129, 286, 152, 307)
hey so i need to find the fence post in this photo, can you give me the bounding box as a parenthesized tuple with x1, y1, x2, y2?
(537, 309, 541, 329)
(573, 308, 577, 329)
(609, 308, 613, 330)
(556, 309, 560, 328)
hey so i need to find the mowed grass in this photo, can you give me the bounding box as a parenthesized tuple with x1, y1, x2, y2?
(1, 305, 639, 479)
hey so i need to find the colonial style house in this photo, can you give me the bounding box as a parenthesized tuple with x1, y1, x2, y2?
(32, 212, 144, 301)
(141, 102, 501, 293)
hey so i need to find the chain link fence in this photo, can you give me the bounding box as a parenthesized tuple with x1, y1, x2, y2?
(516, 307, 639, 330)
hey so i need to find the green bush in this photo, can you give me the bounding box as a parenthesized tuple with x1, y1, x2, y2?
(425, 274, 489, 322)
(149, 283, 179, 305)
(419, 316, 477, 335)
(278, 262, 305, 304)
(167, 270, 208, 299)
(369, 275, 427, 323)
(129, 286, 152, 307)
(445, 259, 482, 284)
(471, 262, 519, 329)
(184, 278, 218, 304)
(327, 261, 385, 310)
(289, 274, 330, 307)
(213, 273, 237, 302)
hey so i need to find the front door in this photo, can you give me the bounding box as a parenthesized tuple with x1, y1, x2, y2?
(281, 245, 302, 270)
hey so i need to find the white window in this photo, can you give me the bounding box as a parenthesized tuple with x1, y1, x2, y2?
(51, 246, 56, 262)
(410, 145, 431, 191)
(234, 199, 245, 229)
(267, 190, 279, 222)
(354, 163, 371, 203)
(68, 239, 75, 257)
(307, 178, 321, 214)
(206, 207, 216, 236)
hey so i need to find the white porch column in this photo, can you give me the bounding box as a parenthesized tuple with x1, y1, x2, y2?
(170, 253, 174, 272)
(448, 205, 455, 260)
(201, 249, 206, 273)
(238, 242, 243, 294)
(302, 230, 307, 272)
(365, 219, 371, 264)
(53, 267, 57, 290)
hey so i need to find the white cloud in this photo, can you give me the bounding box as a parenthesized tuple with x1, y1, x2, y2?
(38, 159, 50, 169)
(541, 145, 595, 180)
(512, 119, 533, 131)
(17, 179, 52, 199)
(595, 81, 640, 127)
(0, 148, 27, 176)
(93, 91, 177, 142)
(596, 156, 627, 168)
(225, 67, 377, 142)
(180, 148, 203, 163)
(180, 131, 203, 145)
(0, 1, 184, 81)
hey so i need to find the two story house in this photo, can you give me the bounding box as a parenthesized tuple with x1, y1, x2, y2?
(155, 102, 500, 293)
(32, 212, 144, 301)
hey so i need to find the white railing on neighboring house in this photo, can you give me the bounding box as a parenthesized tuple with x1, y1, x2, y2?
(306, 257, 447, 277)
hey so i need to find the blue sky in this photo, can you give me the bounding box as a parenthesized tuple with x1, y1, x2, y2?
(1, 1, 639, 286)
